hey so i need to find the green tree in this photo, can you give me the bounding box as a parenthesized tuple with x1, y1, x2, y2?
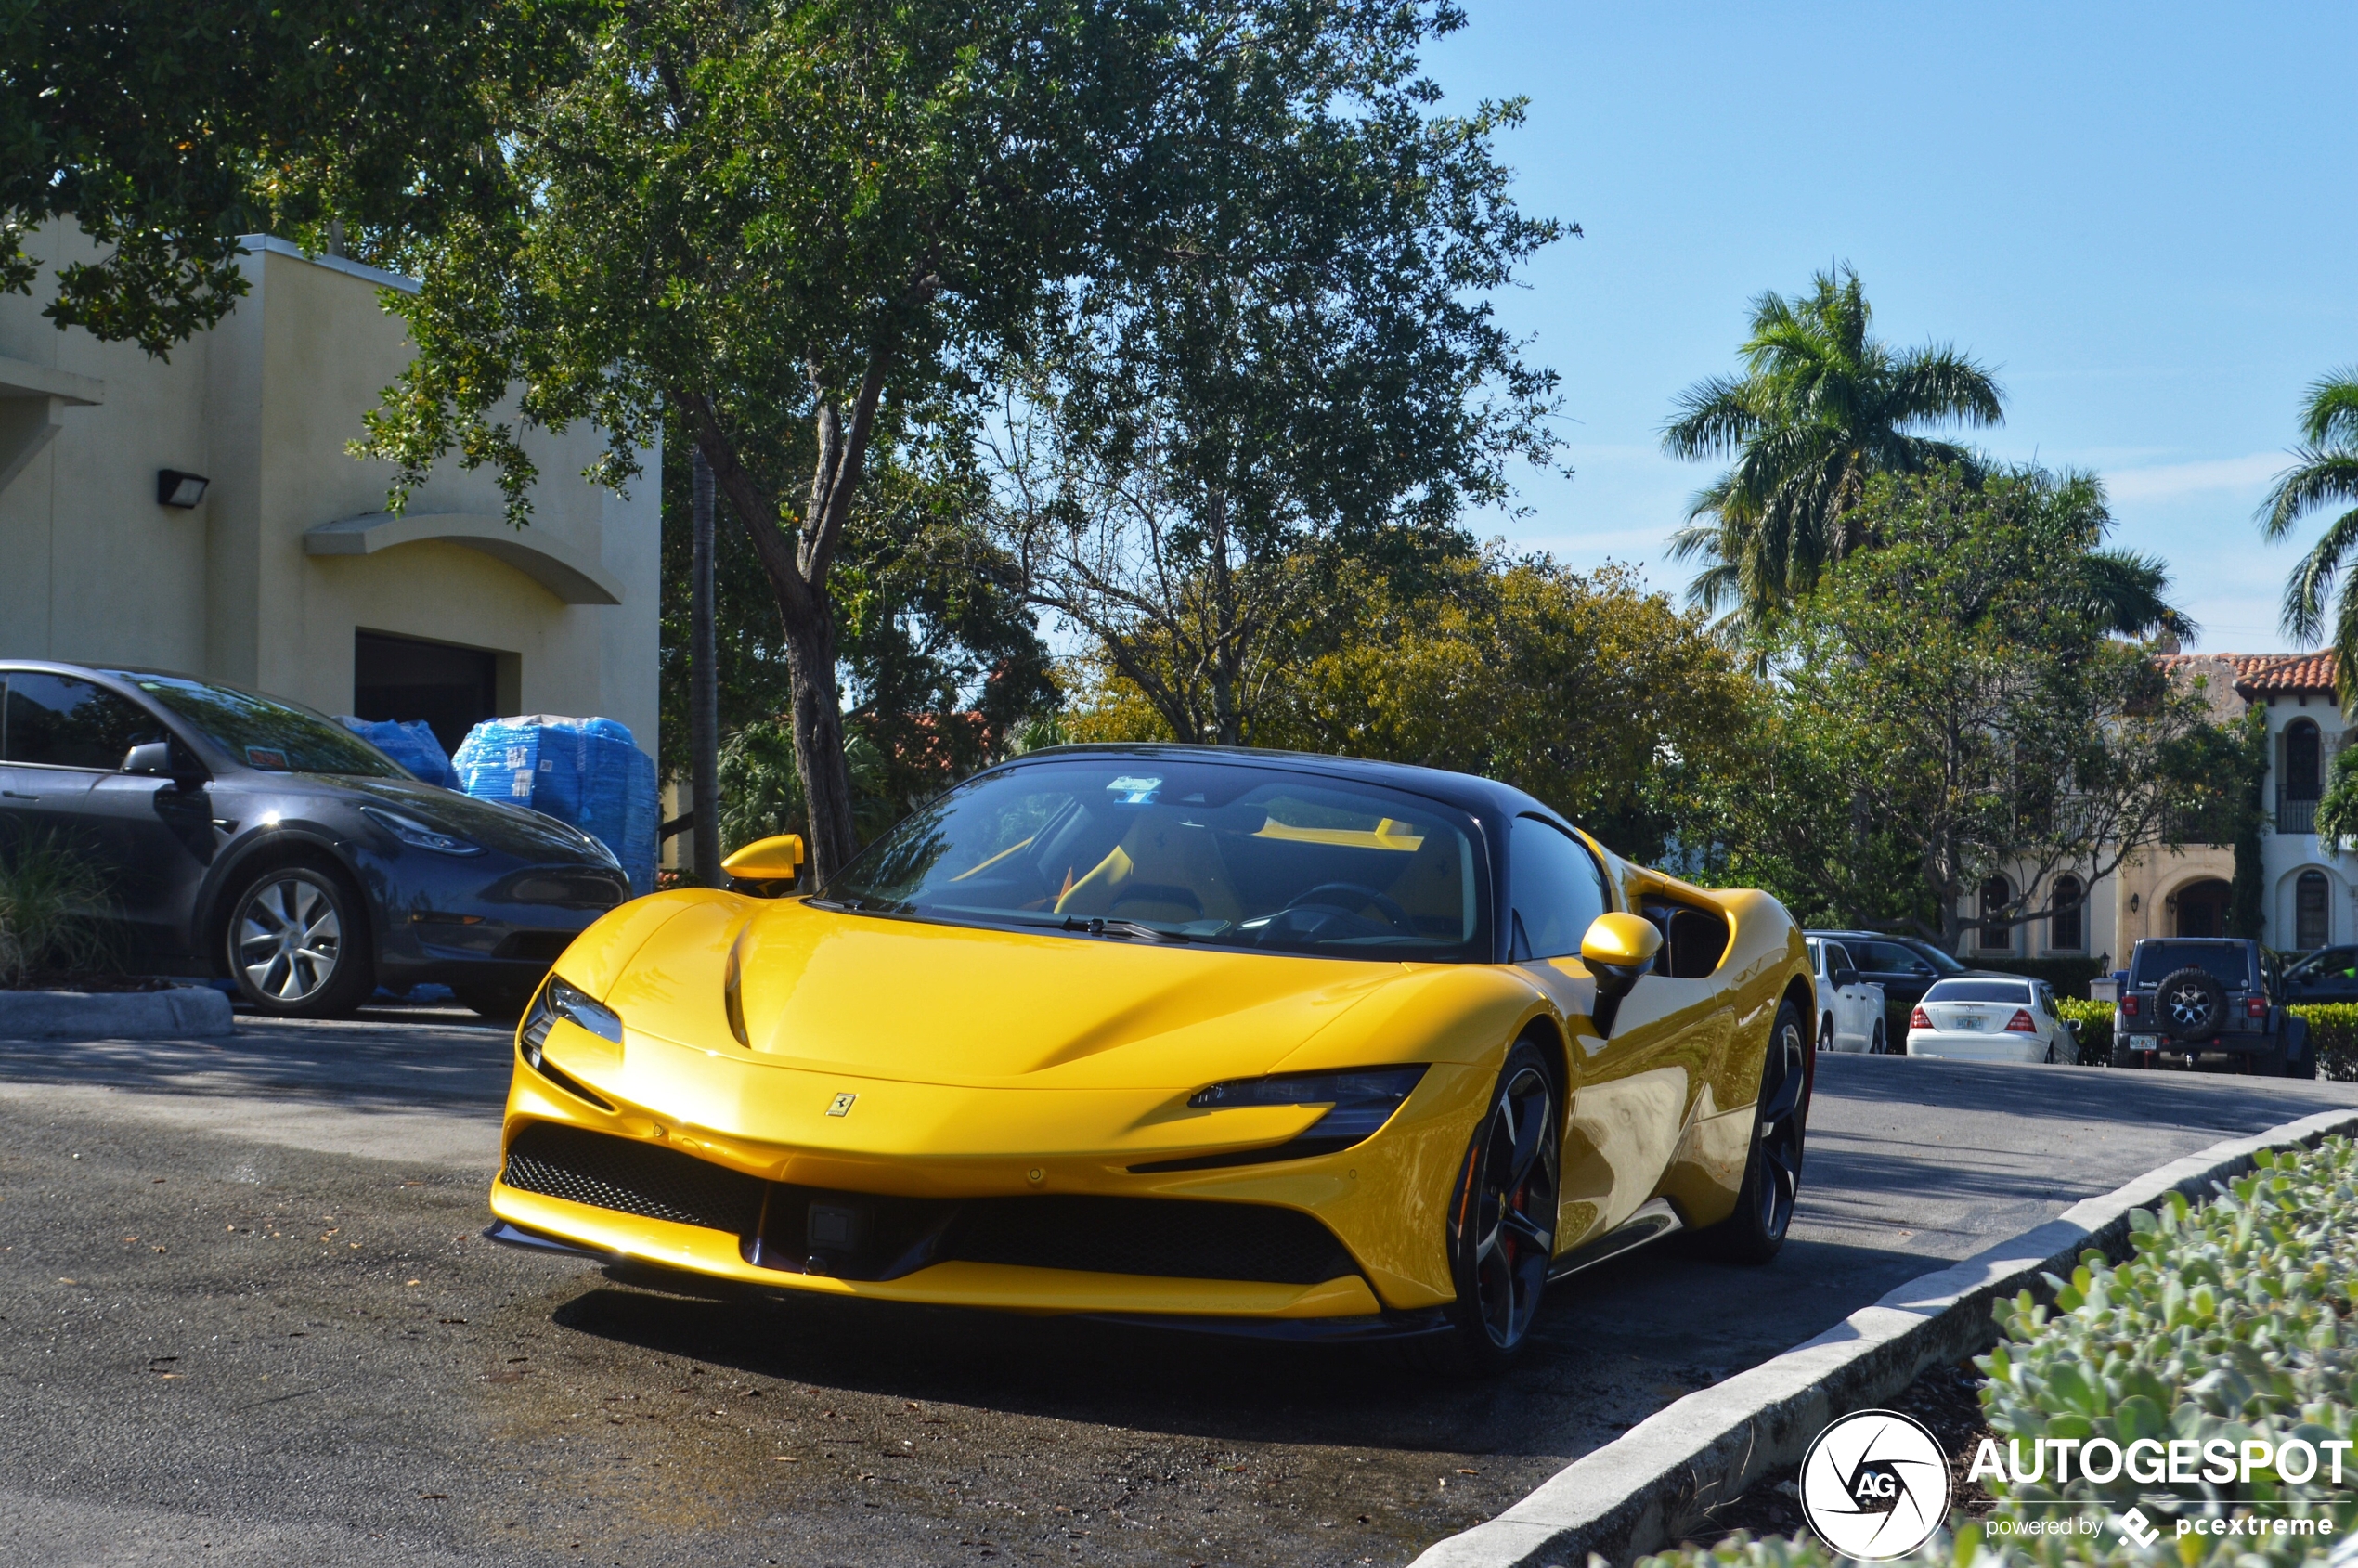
(1683, 465, 2223, 949)
(355, 0, 1188, 879)
(991, 5, 1564, 745)
(655, 419, 1055, 854)
(1661, 267, 2004, 633)
(3, 0, 563, 354)
(2259, 368, 2358, 693)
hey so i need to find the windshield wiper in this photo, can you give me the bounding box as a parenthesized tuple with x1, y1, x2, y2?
(1061, 915, 1195, 942)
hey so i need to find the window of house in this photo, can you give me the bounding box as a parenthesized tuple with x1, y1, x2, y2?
(2298, 870, 2332, 950)
(1977, 875, 2014, 952)
(2287, 719, 2324, 802)
(2049, 875, 2085, 952)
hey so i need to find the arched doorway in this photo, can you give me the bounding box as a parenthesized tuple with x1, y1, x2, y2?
(2173, 877, 2233, 938)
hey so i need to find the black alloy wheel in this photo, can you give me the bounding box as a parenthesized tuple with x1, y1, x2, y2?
(225, 864, 374, 1018)
(1701, 999, 1807, 1263)
(1437, 1041, 1561, 1371)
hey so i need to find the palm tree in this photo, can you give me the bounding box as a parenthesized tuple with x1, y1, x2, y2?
(1663, 267, 2004, 632)
(2260, 369, 2358, 693)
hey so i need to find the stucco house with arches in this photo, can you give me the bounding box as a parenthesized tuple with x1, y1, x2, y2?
(1961, 652, 2349, 969)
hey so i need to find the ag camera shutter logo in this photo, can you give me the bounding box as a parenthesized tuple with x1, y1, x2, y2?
(1798, 1409, 1952, 1560)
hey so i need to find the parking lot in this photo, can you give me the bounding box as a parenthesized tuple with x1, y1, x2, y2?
(3, 1017, 2354, 1568)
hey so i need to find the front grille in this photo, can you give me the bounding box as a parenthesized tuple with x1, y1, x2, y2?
(495, 930, 576, 962)
(502, 1121, 764, 1234)
(942, 1196, 1354, 1285)
(504, 1124, 1359, 1288)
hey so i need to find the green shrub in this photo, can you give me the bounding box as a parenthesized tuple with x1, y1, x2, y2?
(2054, 998, 2112, 1064)
(2291, 1004, 2358, 1082)
(0, 830, 110, 984)
(1640, 1140, 2358, 1568)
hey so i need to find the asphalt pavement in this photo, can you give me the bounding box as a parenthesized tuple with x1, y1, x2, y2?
(3, 1017, 2354, 1568)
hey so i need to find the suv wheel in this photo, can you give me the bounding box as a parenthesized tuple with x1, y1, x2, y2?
(225, 865, 374, 1018)
(2154, 966, 2227, 1042)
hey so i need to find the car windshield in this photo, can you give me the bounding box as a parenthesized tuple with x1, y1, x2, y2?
(2287, 947, 2356, 980)
(117, 673, 407, 778)
(2131, 942, 2253, 989)
(1924, 979, 2032, 1004)
(821, 757, 1491, 961)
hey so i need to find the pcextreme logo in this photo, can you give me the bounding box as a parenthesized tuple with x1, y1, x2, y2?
(1798, 1410, 1953, 1561)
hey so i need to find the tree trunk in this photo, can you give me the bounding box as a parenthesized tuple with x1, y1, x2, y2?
(782, 607, 858, 880)
(679, 351, 887, 887)
(690, 447, 723, 886)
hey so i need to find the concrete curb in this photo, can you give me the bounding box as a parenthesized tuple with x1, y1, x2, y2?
(0, 987, 233, 1040)
(1409, 1102, 2358, 1568)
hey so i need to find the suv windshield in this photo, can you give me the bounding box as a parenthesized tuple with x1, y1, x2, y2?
(823, 757, 1491, 961)
(2131, 941, 2254, 989)
(117, 673, 407, 778)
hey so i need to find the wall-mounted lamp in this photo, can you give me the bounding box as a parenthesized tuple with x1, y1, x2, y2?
(156, 469, 209, 508)
(2129, 893, 2141, 913)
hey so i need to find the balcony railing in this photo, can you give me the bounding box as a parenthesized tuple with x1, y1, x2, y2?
(2163, 806, 2234, 845)
(2278, 794, 2319, 836)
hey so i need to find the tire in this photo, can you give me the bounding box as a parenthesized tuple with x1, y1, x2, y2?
(2042, 1039, 2058, 1065)
(224, 863, 373, 1018)
(1870, 1019, 1888, 1056)
(2154, 966, 2227, 1043)
(2249, 1034, 2287, 1076)
(1426, 1041, 1561, 1374)
(1699, 998, 1807, 1264)
(1819, 1014, 1834, 1053)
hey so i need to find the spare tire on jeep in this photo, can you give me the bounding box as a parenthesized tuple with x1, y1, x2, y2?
(2155, 965, 2227, 1042)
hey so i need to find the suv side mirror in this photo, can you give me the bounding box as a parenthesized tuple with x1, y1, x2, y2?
(1833, 965, 1860, 989)
(122, 741, 205, 788)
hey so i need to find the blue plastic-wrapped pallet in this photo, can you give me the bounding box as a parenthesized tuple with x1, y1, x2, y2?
(335, 717, 460, 790)
(452, 716, 658, 896)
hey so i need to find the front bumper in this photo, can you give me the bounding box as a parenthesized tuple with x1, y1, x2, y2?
(1906, 1030, 2050, 1063)
(486, 1017, 1491, 1319)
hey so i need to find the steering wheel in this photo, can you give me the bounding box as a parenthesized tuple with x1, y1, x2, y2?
(1281, 882, 1418, 938)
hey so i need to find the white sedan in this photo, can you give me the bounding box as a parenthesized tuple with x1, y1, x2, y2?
(1907, 977, 2076, 1063)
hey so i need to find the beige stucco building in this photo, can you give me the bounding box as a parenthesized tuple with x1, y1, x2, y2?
(0, 227, 656, 759)
(1963, 652, 2351, 968)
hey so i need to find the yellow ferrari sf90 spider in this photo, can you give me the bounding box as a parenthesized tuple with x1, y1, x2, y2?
(487, 746, 1816, 1366)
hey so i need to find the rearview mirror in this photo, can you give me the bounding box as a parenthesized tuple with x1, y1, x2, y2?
(721, 834, 805, 887)
(1580, 912, 1663, 1001)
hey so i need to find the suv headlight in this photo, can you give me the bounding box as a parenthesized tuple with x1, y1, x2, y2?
(1188, 1067, 1427, 1147)
(361, 806, 484, 856)
(519, 977, 624, 1067)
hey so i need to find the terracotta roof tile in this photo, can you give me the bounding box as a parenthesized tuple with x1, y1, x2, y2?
(2154, 651, 2338, 693)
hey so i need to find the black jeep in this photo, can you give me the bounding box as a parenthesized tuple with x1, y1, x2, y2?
(2113, 937, 2313, 1076)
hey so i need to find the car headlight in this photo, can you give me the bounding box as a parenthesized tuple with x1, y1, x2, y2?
(1187, 1067, 1428, 1147)
(519, 977, 624, 1067)
(361, 806, 484, 856)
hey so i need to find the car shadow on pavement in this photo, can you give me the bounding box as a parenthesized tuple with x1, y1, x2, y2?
(541, 1230, 1947, 1462)
(1817, 1053, 2358, 1135)
(0, 1017, 512, 1112)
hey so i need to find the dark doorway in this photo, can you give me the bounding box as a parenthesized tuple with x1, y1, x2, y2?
(354, 632, 499, 757)
(2173, 877, 2233, 939)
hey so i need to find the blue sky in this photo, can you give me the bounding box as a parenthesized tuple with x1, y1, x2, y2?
(1420, 3, 2358, 654)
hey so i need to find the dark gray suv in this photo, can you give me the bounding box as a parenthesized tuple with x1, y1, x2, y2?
(2113, 937, 2313, 1076)
(0, 661, 630, 1017)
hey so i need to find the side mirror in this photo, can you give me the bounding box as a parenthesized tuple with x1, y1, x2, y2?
(2287, 979, 2306, 1000)
(1833, 966, 1860, 989)
(2064, 1018, 2082, 1036)
(1580, 913, 1664, 1001)
(122, 741, 204, 787)
(721, 834, 805, 888)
